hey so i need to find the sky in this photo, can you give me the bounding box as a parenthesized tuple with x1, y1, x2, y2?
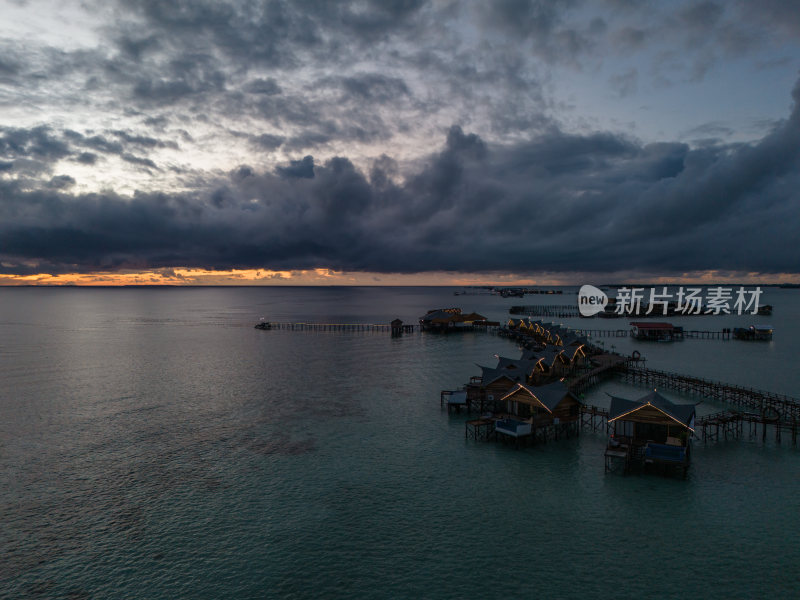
(0, 0, 799, 285)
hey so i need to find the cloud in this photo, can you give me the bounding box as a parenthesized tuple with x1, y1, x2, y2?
(46, 175, 76, 189)
(275, 155, 315, 179)
(120, 153, 159, 170)
(250, 133, 285, 151)
(0, 126, 71, 160)
(609, 68, 638, 98)
(1, 0, 799, 281)
(1, 79, 799, 277)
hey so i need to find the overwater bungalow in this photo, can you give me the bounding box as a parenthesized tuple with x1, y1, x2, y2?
(499, 381, 581, 423)
(518, 347, 572, 380)
(605, 390, 695, 476)
(419, 308, 490, 332)
(733, 325, 773, 341)
(540, 347, 571, 375)
(630, 322, 682, 341)
(478, 367, 527, 402)
(508, 318, 546, 338)
(560, 344, 588, 365)
(494, 356, 542, 375)
(494, 381, 582, 444)
(470, 351, 563, 410)
(507, 317, 522, 329)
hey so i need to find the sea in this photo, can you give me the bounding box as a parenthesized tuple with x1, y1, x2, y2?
(1, 286, 799, 599)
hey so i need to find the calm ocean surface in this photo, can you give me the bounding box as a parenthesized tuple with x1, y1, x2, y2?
(1, 286, 799, 599)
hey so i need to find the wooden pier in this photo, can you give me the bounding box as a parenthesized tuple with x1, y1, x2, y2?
(574, 328, 630, 337)
(573, 327, 734, 340)
(618, 366, 800, 422)
(258, 321, 414, 332)
(697, 410, 799, 445)
(683, 329, 732, 339)
(567, 354, 631, 395)
(464, 405, 608, 446)
(580, 404, 609, 432)
(510, 305, 581, 318)
(465, 418, 495, 441)
(257, 321, 499, 334)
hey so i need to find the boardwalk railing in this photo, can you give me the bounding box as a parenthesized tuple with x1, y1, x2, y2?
(619, 366, 800, 422)
(566, 327, 733, 340)
(696, 409, 799, 445)
(258, 321, 501, 334)
(510, 305, 581, 318)
(264, 322, 398, 332)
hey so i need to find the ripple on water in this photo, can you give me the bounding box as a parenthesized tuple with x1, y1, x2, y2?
(2, 287, 800, 599)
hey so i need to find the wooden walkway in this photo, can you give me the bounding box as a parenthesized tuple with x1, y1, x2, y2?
(510, 305, 581, 318)
(567, 354, 630, 395)
(618, 366, 800, 422)
(571, 327, 734, 340)
(258, 321, 411, 332)
(684, 330, 732, 339)
(696, 410, 800, 445)
(580, 404, 609, 432)
(464, 405, 609, 445)
(258, 321, 500, 334)
(574, 328, 630, 337)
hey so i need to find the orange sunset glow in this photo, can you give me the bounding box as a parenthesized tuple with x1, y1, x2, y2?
(2, 269, 799, 287)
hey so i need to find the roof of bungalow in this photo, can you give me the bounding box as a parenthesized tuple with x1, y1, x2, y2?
(420, 309, 458, 323)
(495, 356, 542, 371)
(460, 312, 489, 322)
(479, 366, 527, 385)
(518, 347, 568, 367)
(560, 344, 587, 361)
(420, 309, 488, 324)
(560, 333, 587, 346)
(540, 346, 569, 365)
(520, 348, 544, 361)
(608, 390, 695, 429)
(500, 381, 580, 412)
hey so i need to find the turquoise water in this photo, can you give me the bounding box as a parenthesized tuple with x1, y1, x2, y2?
(1, 287, 799, 599)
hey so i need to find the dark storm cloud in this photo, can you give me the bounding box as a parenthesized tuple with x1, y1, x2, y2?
(479, 0, 601, 66)
(0, 126, 178, 172)
(276, 155, 315, 179)
(76, 152, 98, 165)
(250, 133, 285, 151)
(0, 126, 71, 160)
(46, 175, 76, 189)
(78, 0, 510, 147)
(338, 73, 411, 103)
(244, 78, 282, 96)
(110, 130, 179, 150)
(120, 153, 159, 170)
(2, 80, 799, 276)
(0, 55, 20, 77)
(2, 0, 799, 278)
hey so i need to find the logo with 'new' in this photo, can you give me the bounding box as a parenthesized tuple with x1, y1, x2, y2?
(578, 285, 608, 317)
